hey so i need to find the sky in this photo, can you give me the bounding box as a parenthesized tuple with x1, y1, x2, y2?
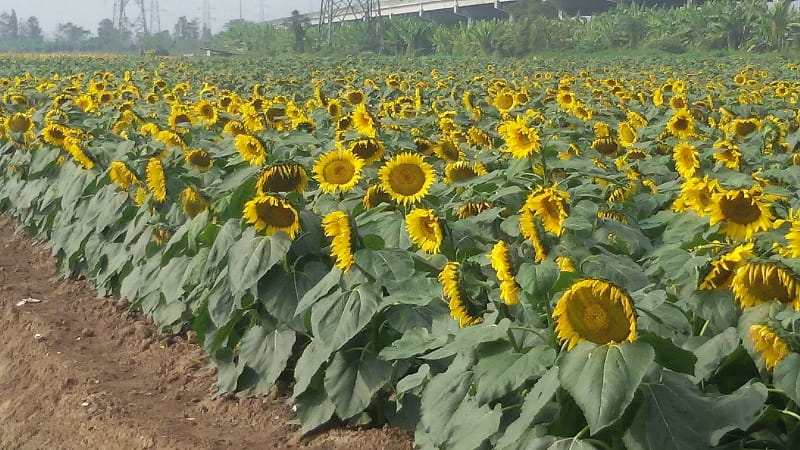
(0, 0, 318, 37)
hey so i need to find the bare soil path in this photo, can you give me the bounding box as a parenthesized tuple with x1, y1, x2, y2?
(0, 214, 412, 450)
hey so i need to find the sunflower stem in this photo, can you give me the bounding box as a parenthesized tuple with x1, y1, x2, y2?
(574, 425, 590, 440)
(699, 319, 710, 336)
(780, 409, 800, 422)
(583, 439, 612, 450)
(506, 329, 521, 353)
(509, 325, 550, 343)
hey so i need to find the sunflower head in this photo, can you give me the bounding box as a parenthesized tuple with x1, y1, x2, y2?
(243, 194, 300, 238)
(709, 186, 773, 240)
(522, 186, 571, 236)
(185, 149, 213, 172)
(235, 134, 267, 166)
(42, 123, 70, 147)
(553, 279, 637, 350)
(432, 140, 463, 162)
(348, 138, 385, 165)
(499, 116, 541, 158)
(617, 122, 638, 148)
(672, 176, 721, 216)
(145, 157, 167, 202)
(406, 208, 443, 254)
(457, 201, 494, 219)
(732, 262, 800, 309)
(591, 137, 619, 156)
(363, 184, 392, 210)
(109, 161, 139, 191)
(489, 240, 521, 305)
(180, 186, 209, 218)
(749, 323, 791, 371)
(379, 153, 436, 206)
(439, 262, 484, 327)
(7, 112, 32, 134)
(352, 103, 376, 138)
(322, 210, 355, 272)
(313, 149, 364, 194)
(257, 163, 308, 193)
(667, 108, 696, 139)
(699, 243, 754, 290)
(673, 142, 700, 179)
(444, 161, 488, 184)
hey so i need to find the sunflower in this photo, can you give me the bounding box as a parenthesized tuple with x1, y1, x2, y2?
(732, 263, 800, 309)
(672, 176, 721, 216)
(313, 149, 364, 194)
(345, 89, 365, 105)
(7, 112, 32, 134)
(708, 187, 774, 240)
(348, 138, 385, 165)
(432, 140, 462, 162)
(184, 149, 213, 172)
(712, 140, 741, 170)
(406, 208, 443, 254)
(168, 106, 193, 129)
(617, 122, 638, 148)
(195, 100, 218, 126)
(363, 184, 392, 210)
(327, 99, 343, 118)
(749, 324, 791, 371)
(439, 262, 483, 327)
(63, 136, 94, 170)
(242, 194, 300, 238)
(520, 211, 548, 263)
(257, 163, 308, 193)
(667, 108, 696, 139)
(108, 161, 139, 190)
(352, 103, 376, 138)
(556, 91, 577, 111)
(457, 201, 494, 219)
(728, 118, 760, 139)
(156, 130, 186, 149)
(42, 123, 70, 147)
(783, 211, 800, 258)
(556, 255, 576, 272)
(522, 186, 570, 236)
(444, 161, 488, 184)
(379, 153, 436, 206)
(146, 158, 167, 202)
(235, 134, 267, 166)
(699, 243, 754, 290)
(673, 142, 700, 179)
(553, 279, 637, 350)
(224, 120, 247, 137)
(322, 211, 354, 272)
(489, 240, 521, 305)
(591, 137, 619, 156)
(492, 90, 516, 112)
(499, 116, 541, 158)
(180, 186, 209, 218)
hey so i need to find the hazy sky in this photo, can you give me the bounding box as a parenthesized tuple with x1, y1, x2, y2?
(0, 0, 317, 37)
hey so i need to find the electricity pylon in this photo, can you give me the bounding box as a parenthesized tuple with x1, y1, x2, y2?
(113, 0, 149, 34)
(318, 0, 381, 45)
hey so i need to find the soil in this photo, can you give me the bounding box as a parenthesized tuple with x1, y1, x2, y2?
(0, 214, 412, 450)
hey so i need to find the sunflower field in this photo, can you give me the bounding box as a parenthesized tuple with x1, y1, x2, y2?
(2, 54, 800, 449)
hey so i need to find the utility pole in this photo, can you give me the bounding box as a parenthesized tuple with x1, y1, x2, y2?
(150, 0, 161, 33)
(318, 0, 381, 46)
(203, 0, 212, 35)
(260, 0, 266, 22)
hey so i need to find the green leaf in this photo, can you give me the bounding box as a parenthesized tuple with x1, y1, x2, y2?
(292, 340, 332, 399)
(324, 349, 392, 419)
(204, 219, 241, 277)
(396, 364, 430, 395)
(639, 331, 697, 375)
(295, 373, 336, 434)
(415, 354, 474, 448)
(516, 261, 560, 298)
(534, 438, 600, 450)
(687, 327, 740, 382)
(379, 327, 448, 360)
(496, 367, 560, 450)
(423, 319, 510, 360)
(311, 284, 382, 353)
(353, 248, 415, 285)
(774, 353, 800, 405)
(238, 325, 296, 395)
(257, 262, 328, 327)
(295, 267, 342, 315)
(446, 400, 502, 449)
(227, 228, 291, 295)
(473, 342, 556, 404)
(559, 342, 655, 433)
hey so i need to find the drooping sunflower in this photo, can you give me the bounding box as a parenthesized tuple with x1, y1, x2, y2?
(439, 262, 483, 327)
(352, 103, 377, 138)
(699, 243, 754, 290)
(348, 137, 385, 165)
(432, 140, 463, 162)
(667, 108, 696, 139)
(406, 208, 443, 254)
(749, 323, 791, 371)
(145, 157, 167, 202)
(42, 123, 70, 147)
(363, 184, 392, 210)
(242, 194, 300, 238)
(617, 122, 638, 148)
(63, 136, 94, 170)
(553, 279, 637, 350)
(313, 149, 364, 194)
(322, 211, 354, 272)
(180, 186, 209, 218)
(673, 142, 700, 179)
(708, 186, 774, 240)
(235, 134, 267, 166)
(108, 161, 139, 191)
(728, 118, 760, 139)
(156, 130, 186, 149)
(489, 240, 521, 305)
(184, 149, 213, 172)
(591, 137, 619, 156)
(522, 186, 570, 236)
(519, 210, 548, 263)
(7, 112, 32, 134)
(257, 163, 308, 193)
(379, 153, 436, 206)
(732, 263, 800, 309)
(499, 116, 541, 158)
(444, 161, 488, 184)
(457, 201, 494, 219)
(783, 210, 800, 258)
(672, 176, 721, 216)
(223, 120, 247, 137)
(168, 106, 193, 129)
(345, 89, 365, 105)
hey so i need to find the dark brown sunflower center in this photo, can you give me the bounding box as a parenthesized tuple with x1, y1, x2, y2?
(747, 267, 793, 304)
(256, 203, 296, 228)
(352, 140, 380, 160)
(720, 192, 761, 225)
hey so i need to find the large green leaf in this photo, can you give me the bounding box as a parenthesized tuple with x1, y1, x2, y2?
(773, 353, 800, 405)
(353, 247, 415, 285)
(416, 354, 474, 448)
(445, 399, 502, 449)
(497, 367, 560, 450)
(379, 327, 448, 360)
(423, 319, 510, 360)
(227, 228, 291, 295)
(639, 331, 697, 375)
(473, 342, 556, 404)
(559, 342, 654, 433)
(687, 327, 740, 382)
(237, 325, 296, 395)
(324, 349, 393, 419)
(311, 284, 382, 353)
